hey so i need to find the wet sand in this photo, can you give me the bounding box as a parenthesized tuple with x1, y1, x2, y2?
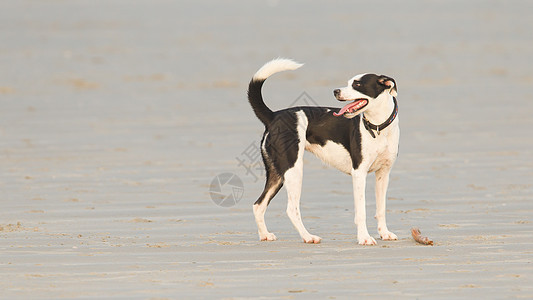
(1, 1, 532, 298)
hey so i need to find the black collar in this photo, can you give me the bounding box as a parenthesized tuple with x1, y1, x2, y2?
(362, 97, 398, 138)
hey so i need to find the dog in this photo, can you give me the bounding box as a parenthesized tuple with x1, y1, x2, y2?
(248, 58, 399, 245)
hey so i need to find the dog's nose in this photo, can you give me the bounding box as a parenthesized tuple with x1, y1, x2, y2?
(333, 89, 340, 97)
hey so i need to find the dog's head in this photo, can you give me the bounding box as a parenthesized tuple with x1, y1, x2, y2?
(333, 73, 397, 118)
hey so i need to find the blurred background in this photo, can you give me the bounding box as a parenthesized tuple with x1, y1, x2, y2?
(2, 0, 532, 208)
(1, 1, 532, 297)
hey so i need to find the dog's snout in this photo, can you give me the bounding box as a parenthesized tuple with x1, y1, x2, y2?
(333, 89, 340, 97)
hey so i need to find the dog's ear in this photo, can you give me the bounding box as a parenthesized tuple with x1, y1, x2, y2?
(378, 75, 397, 97)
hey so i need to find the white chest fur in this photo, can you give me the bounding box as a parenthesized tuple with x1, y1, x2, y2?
(305, 140, 353, 174)
(363, 120, 400, 173)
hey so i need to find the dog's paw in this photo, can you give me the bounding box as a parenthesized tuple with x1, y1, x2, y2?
(303, 234, 322, 244)
(259, 232, 277, 241)
(379, 230, 398, 241)
(358, 235, 377, 246)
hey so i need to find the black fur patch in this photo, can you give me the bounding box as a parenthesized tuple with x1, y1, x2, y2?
(304, 107, 363, 170)
(261, 107, 363, 176)
(352, 74, 389, 99)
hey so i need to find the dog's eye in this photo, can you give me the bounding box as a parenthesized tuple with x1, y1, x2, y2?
(353, 81, 361, 87)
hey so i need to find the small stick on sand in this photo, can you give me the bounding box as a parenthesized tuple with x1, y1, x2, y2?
(411, 227, 433, 245)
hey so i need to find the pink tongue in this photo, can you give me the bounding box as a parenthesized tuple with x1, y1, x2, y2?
(333, 100, 364, 117)
(333, 104, 351, 116)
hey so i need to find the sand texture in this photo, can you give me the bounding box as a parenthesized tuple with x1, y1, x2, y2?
(1, 1, 532, 298)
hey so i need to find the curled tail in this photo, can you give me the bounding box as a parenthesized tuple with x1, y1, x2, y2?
(247, 58, 304, 127)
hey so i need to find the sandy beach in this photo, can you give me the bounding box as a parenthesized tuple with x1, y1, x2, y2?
(1, 0, 532, 298)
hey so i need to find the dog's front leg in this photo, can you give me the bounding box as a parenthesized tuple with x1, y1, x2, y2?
(351, 168, 376, 245)
(375, 167, 398, 241)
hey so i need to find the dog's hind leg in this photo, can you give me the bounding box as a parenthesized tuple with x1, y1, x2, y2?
(253, 172, 283, 241)
(253, 133, 284, 241)
(284, 111, 321, 244)
(284, 162, 321, 244)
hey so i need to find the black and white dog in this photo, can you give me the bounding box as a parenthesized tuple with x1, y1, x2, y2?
(248, 59, 399, 245)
